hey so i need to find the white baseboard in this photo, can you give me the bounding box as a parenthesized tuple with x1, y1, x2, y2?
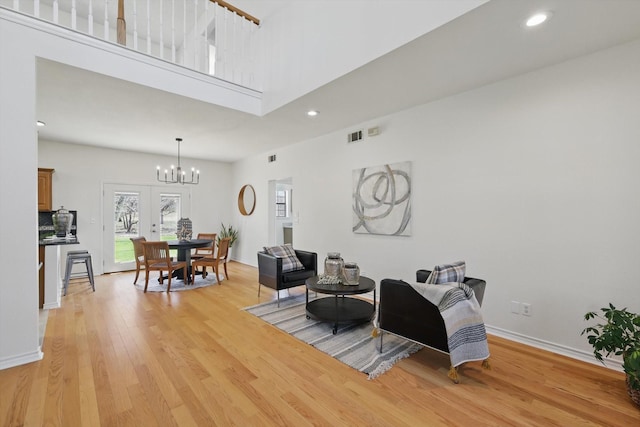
(486, 324, 624, 372)
(0, 347, 44, 370)
(43, 301, 61, 310)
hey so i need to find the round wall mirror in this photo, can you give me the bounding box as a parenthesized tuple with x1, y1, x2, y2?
(238, 184, 256, 216)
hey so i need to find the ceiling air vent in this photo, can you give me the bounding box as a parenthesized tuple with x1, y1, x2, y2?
(268, 154, 277, 163)
(347, 130, 363, 143)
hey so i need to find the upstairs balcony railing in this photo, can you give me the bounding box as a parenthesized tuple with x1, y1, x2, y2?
(2, 0, 262, 91)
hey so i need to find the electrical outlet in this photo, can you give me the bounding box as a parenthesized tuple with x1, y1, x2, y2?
(522, 303, 532, 316)
(510, 301, 520, 314)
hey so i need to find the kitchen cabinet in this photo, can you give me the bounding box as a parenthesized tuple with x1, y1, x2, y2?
(38, 168, 54, 211)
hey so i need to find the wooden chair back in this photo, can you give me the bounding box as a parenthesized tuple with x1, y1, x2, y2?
(142, 241, 172, 268)
(130, 236, 146, 284)
(140, 241, 187, 292)
(194, 233, 216, 257)
(191, 237, 232, 284)
(131, 236, 146, 261)
(217, 237, 231, 261)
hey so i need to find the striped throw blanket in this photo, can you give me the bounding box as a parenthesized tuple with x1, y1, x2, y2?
(409, 281, 489, 367)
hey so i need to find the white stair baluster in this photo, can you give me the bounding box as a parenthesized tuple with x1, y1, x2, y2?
(88, 0, 94, 35)
(71, 0, 77, 30)
(13, 1, 19, 12)
(133, 0, 138, 50)
(194, 0, 198, 70)
(146, 0, 151, 54)
(182, 0, 186, 65)
(171, 0, 175, 62)
(53, 0, 58, 24)
(159, 0, 164, 59)
(231, 11, 237, 83)
(222, 6, 227, 80)
(34, 0, 40, 18)
(213, 1, 218, 77)
(239, 13, 243, 84)
(104, 0, 110, 41)
(204, 0, 209, 74)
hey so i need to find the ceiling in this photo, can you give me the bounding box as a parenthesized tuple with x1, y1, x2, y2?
(36, 0, 640, 163)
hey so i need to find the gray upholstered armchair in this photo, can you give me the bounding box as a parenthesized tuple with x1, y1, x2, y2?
(257, 249, 317, 306)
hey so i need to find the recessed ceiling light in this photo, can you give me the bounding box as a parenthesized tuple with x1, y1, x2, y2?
(526, 12, 549, 27)
(36, 121, 46, 127)
(307, 110, 319, 117)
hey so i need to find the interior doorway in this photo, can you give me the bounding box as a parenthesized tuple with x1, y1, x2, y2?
(268, 178, 293, 246)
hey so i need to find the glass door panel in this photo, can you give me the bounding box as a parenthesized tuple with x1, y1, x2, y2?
(114, 191, 140, 264)
(103, 184, 190, 273)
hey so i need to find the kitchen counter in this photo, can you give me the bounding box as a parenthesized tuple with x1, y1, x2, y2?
(38, 238, 79, 309)
(39, 236, 79, 246)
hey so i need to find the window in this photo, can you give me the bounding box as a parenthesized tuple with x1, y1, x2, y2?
(276, 190, 287, 217)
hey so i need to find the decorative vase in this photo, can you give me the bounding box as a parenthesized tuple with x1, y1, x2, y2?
(343, 262, 360, 285)
(52, 206, 73, 237)
(176, 218, 193, 241)
(324, 252, 344, 278)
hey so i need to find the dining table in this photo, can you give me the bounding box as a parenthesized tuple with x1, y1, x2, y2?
(166, 239, 213, 283)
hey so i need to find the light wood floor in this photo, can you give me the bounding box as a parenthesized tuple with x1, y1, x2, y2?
(2, 262, 639, 426)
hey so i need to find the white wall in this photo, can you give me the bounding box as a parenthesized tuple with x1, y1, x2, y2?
(232, 38, 640, 360)
(0, 15, 41, 369)
(0, 10, 249, 369)
(248, 0, 488, 113)
(38, 140, 234, 274)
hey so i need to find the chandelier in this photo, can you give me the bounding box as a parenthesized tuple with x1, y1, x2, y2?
(156, 138, 200, 185)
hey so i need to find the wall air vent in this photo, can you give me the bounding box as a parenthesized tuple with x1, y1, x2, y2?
(347, 130, 363, 143)
(268, 154, 277, 163)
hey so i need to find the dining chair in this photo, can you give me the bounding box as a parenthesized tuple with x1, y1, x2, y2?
(141, 241, 187, 292)
(192, 237, 231, 284)
(130, 236, 146, 284)
(191, 233, 217, 261)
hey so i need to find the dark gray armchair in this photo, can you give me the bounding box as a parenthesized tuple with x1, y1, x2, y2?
(257, 249, 317, 306)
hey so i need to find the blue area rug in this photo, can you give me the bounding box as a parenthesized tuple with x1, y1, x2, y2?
(244, 294, 422, 379)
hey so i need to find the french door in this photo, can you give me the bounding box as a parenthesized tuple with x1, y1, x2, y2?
(103, 184, 191, 273)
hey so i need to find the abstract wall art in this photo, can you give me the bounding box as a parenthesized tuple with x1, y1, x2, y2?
(352, 161, 411, 236)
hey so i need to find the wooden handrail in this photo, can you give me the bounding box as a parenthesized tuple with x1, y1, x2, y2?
(213, 0, 260, 25)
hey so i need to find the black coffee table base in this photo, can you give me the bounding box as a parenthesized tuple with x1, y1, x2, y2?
(306, 296, 375, 334)
(305, 275, 376, 334)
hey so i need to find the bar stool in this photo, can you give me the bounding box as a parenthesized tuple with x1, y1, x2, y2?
(63, 250, 95, 295)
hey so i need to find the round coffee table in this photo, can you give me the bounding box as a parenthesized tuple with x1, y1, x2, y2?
(305, 275, 376, 334)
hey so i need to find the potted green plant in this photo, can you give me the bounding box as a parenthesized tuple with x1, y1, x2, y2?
(582, 304, 640, 406)
(217, 223, 238, 248)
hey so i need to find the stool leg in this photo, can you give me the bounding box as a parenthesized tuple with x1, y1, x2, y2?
(64, 256, 73, 296)
(86, 256, 95, 292)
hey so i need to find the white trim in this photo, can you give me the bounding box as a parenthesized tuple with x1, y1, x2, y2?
(0, 7, 262, 99)
(42, 301, 61, 309)
(0, 347, 44, 370)
(486, 324, 624, 372)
